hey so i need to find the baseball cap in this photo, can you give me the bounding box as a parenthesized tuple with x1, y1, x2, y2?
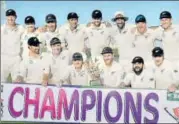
(6, 9, 16, 16)
(135, 14, 146, 23)
(67, 12, 79, 20)
(101, 47, 113, 54)
(132, 56, 144, 64)
(72, 52, 83, 61)
(92, 10, 102, 19)
(152, 47, 164, 57)
(25, 16, 35, 24)
(46, 14, 56, 23)
(160, 11, 172, 19)
(50, 37, 61, 45)
(28, 37, 41, 46)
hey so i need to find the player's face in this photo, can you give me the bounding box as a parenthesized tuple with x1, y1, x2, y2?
(51, 43, 61, 55)
(160, 18, 172, 29)
(93, 18, 102, 27)
(47, 22, 56, 32)
(29, 45, 40, 54)
(103, 53, 113, 65)
(133, 62, 144, 74)
(69, 18, 78, 29)
(73, 60, 83, 68)
(26, 24, 35, 33)
(153, 56, 164, 67)
(136, 22, 147, 34)
(6, 16, 16, 26)
(116, 18, 125, 29)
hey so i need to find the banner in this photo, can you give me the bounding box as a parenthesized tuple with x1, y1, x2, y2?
(1, 83, 179, 123)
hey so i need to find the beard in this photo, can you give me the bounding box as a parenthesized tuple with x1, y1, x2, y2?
(133, 67, 143, 75)
(117, 23, 125, 30)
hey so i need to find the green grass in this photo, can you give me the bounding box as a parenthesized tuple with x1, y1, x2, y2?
(0, 122, 25, 124)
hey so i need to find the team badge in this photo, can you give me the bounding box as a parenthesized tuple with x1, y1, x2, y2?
(149, 78, 154, 81)
(174, 70, 178, 73)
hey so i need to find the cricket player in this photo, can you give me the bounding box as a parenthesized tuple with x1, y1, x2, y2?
(99, 47, 125, 88)
(1, 9, 24, 83)
(147, 47, 178, 91)
(42, 37, 71, 85)
(111, 11, 135, 36)
(59, 12, 87, 61)
(154, 11, 179, 63)
(111, 11, 136, 71)
(38, 14, 61, 53)
(85, 10, 112, 63)
(128, 14, 156, 63)
(123, 56, 155, 89)
(60, 52, 91, 86)
(16, 37, 49, 85)
(21, 16, 39, 59)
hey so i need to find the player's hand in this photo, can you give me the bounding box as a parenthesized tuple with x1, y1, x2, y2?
(168, 84, 177, 92)
(42, 80, 48, 87)
(15, 76, 23, 83)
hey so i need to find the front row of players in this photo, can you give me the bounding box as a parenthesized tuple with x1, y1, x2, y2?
(15, 37, 179, 91)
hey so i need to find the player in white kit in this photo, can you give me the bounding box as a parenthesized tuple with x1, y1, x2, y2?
(21, 16, 39, 59)
(16, 37, 49, 85)
(99, 47, 125, 88)
(154, 11, 179, 64)
(59, 12, 87, 61)
(147, 47, 178, 91)
(1, 9, 24, 83)
(42, 37, 71, 85)
(38, 14, 61, 53)
(123, 56, 155, 89)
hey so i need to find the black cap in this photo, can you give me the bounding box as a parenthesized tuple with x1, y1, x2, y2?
(28, 37, 41, 46)
(72, 52, 83, 61)
(160, 11, 172, 19)
(50, 37, 61, 45)
(135, 14, 146, 23)
(25, 16, 35, 24)
(67, 12, 79, 20)
(92, 10, 102, 19)
(152, 47, 164, 57)
(132, 56, 144, 64)
(46, 14, 56, 23)
(6, 9, 16, 16)
(101, 47, 113, 54)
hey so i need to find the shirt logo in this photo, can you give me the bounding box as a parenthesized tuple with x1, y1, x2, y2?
(149, 78, 154, 81)
(111, 71, 116, 75)
(174, 70, 178, 73)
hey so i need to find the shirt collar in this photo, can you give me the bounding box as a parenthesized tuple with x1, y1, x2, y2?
(90, 23, 106, 30)
(65, 23, 81, 33)
(134, 28, 152, 37)
(5, 23, 19, 31)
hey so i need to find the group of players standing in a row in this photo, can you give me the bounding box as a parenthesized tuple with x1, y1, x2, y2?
(1, 9, 179, 92)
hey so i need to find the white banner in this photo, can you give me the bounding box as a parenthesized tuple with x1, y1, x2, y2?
(1, 83, 179, 123)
